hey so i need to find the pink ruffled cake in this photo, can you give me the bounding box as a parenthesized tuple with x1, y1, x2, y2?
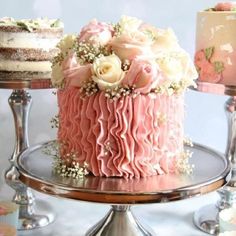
(52, 16, 197, 178)
(195, 2, 236, 86)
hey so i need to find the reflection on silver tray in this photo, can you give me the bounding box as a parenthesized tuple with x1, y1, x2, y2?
(17, 140, 231, 204)
(0, 79, 52, 89)
(191, 80, 236, 97)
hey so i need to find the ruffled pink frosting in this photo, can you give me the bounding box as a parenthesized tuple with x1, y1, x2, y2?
(58, 88, 184, 178)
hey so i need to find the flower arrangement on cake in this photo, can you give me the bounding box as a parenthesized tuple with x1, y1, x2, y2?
(51, 16, 197, 179)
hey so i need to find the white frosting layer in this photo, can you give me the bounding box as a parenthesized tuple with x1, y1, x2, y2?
(0, 32, 60, 50)
(0, 60, 52, 72)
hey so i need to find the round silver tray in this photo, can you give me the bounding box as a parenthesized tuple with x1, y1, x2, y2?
(0, 78, 52, 89)
(17, 140, 231, 204)
(16, 141, 231, 236)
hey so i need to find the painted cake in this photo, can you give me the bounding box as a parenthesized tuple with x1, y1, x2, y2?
(195, 2, 236, 86)
(0, 224, 17, 236)
(52, 16, 197, 178)
(0, 17, 63, 80)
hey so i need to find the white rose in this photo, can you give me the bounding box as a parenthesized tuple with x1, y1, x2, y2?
(156, 50, 198, 84)
(119, 15, 142, 33)
(51, 62, 64, 87)
(92, 54, 125, 90)
(57, 34, 76, 56)
(152, 28, 180, 53)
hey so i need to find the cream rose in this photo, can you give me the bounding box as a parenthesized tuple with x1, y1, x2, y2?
(51, 62, 64, 87)
(92, 54, 125, 90)
(152, 28, 180, 54)
(156, 50, 198, 84)
(118, 15, 142, 33)
(58, 34, 76, 56)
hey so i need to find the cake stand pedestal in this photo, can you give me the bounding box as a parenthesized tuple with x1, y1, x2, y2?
(0, 79, 55, 230)
(17, 140, 230, 236)
(192, 81, 236, 235)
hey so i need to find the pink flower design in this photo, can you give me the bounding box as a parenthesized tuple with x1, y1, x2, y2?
(194, 50, 208, 68)
(199, 61, 221, 83)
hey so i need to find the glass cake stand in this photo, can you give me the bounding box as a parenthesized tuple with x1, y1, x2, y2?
(16, 140, 230, 236)
(0, 79, 55, 230)
(192, 81, 236, 235)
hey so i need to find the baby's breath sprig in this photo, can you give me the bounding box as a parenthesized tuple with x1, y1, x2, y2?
(43, 141, 89, 179)
(75, 42, 112, 64)
(79, 80, 99, 97)
(122, 59, 131, 71)
(50, 114, 59, 129)
(104, 86, 135, 101)
(113, 23, 122, 37)
(52, 52, 65, 66)
(176, 149, 194, 175)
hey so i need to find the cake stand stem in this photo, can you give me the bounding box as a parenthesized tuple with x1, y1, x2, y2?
(5, 89, 54, 230)
(193, 96, 236, 235)
(86, 205, 155, 236)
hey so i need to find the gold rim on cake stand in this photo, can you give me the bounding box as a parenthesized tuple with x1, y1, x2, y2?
(191, 80, 236, 235)
(16, 140, 231, 236)
(0, 78, 55, 230)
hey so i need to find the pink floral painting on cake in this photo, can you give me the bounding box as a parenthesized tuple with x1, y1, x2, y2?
(195, 46, 224, 83)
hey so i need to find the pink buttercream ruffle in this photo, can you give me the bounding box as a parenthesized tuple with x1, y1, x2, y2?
(58, 88, 184, 178)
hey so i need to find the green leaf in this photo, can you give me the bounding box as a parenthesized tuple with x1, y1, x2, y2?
(204, 47, 214, 61)
(213, 61, 224, 74)
(16, 22, 34, 32)
(50, 19, 62, 28)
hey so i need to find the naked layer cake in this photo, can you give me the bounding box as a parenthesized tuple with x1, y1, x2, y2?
(52, 16, 197, 178)
(0, 17, 63, 80)
(195, 2, 236, 86)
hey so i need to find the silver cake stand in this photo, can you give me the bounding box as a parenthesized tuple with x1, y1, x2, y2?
(16, 140, 230, 236)
(192, 81, 236, 235)
(0, 79, 55, 230)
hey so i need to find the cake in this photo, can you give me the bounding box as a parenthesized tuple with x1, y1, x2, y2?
(0, 17, 63, 80)
(195, 2, 236, 86)
(0, 224, 17, 236)
(52, 16, 197, 178)
(0, 201, 18, 228)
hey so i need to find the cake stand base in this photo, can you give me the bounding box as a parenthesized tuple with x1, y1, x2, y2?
(86, 205, 154, 236)
(18, 199, 55, 230)
(193, 204, 219, 235)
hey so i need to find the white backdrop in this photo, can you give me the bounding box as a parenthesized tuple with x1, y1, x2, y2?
(0, 0, 228, 187)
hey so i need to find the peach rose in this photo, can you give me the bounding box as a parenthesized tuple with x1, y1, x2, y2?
(122, 59, 159, 93)
(62, 52, 92, 88)
(215, 2, 236, 11)
(78, 19, 114, 46)
(109, 31, 153, 60)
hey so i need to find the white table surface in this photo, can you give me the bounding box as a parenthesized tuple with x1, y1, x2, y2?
(0, 157, 218, 236)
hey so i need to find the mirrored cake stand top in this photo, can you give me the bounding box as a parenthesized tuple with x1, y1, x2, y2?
(17, 141, 230, 204)
(16, 141, 231, 236)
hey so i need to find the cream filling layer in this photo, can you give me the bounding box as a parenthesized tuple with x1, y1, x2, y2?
(0, 32, 60, 50)
(0, 60, 52, 72)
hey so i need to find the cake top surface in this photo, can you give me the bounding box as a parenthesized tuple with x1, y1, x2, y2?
(0, 17, 63, 32)
(52, 16, 197, 96)
(206, 2, 236, 11)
